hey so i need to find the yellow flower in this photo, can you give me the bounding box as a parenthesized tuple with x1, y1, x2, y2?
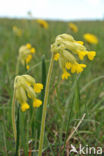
(77, 51, 88, 60)
(62, 70, 71, 80)
(33, 99, 42, 107)
(54, 53, 60, 61)
(65, 62, 72, 69)
(75, 41, 84, 45)
(14, 75, 43, 111)
(83, 33, 98, 44)
(26, 65, 30, 70)
(26, 43, 31, 49)
(34, 83, 43, 93)
(68, 23, 78, 33)
(87, 51, 96, 60)
(21, 102, 30, 112)
(30, 48, 36, 54)
(76, 64, 86, 73)
(19, 44, 36, 69)
(26, 55, 32, 64)
(51, 34, 96, 80)
(37, 19, 48, 29)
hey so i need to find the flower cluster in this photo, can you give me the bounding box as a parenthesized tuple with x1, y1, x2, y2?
(13, 26, 22, 37)
(36, 19, 48, 29)
(51, 34, 96, 80)
(68, 23, 78, 33)
(19, 43, 36, 70)
(83, 33, 98, 44)
(14, 75, 43, 112)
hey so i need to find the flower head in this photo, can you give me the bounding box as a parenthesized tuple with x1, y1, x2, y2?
(14, 75, 43, 111)
(13, 26, 22, 37)
(19, 43, 36, 70)
(36, 19, 48, 29)
(83, 33, 98, 44)
(68, 23, 78, 33)
(51, 33, 96, 80)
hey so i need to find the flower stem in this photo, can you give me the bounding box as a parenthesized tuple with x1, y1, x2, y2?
(38, 53, 54, 156)
(12, 89, 17, 142)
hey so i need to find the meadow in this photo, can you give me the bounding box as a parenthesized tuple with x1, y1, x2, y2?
(0, 18, 104, 155)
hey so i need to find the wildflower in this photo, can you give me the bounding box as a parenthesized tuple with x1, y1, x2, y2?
(21, 102, 30, 112)
(33, 99, 42, 107)
(14, 75, 43, 111)
(68, 23, 78, 33)
(83, 33, 98, 44)
(26, 65, 30, 70)
(54, 53, 60, 61)
(51, 33, 96, 80)
(87, 51, 96, 60)
(26, 43, 31, 49)
(62, 70, 71, 80)
(36, 19, 48, 29)
(18, 43, 36, 70)
(34, 83, 43, 93)
(13, 26, 22, 37)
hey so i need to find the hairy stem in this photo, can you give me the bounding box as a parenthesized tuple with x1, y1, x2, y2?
(38, 53, 54, 156)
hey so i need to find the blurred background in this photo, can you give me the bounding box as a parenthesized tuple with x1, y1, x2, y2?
(0, 0, 104, 20)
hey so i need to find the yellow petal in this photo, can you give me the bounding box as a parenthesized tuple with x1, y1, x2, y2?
(26, 43, 31, 49)
(30, 48, 36, 54)
(54, 53, 60, 61)
(65, 62, 72, 70)
(62, 70, 71, 80)
(21, 102, 30, 112)
(33, 99, 42, 107)
(34, 83, 43, 93)
(87, 51, 96, 60)
(26, 65, 30, 70)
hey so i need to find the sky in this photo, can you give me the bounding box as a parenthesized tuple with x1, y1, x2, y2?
(0, 0, 104, 20)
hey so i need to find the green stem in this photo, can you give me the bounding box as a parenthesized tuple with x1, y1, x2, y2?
(38, 53, 54, 156)
(12, 89, 17, 142)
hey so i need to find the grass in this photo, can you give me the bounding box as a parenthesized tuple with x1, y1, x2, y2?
(0, 18, 104, 155)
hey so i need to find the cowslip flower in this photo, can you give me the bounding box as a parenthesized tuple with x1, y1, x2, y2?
(83, 33, 98, 44)
(68, 23, 78, 33)
(51, 34, 96, 80)
(19, 43, 36, 70)
(14, 75, 43, 112)
(13, 26, 22, 37)
(36, 19, 48, 29)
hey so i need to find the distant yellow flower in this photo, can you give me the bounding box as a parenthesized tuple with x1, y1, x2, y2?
(51, 34, 96, 80)
(18, 43, 36, 70)
(26, 43, 31, 49)
(37, 19, 48, 29)
(83, 33, 98, 44)
(30, 48, 36, 54)
(68, 23, 78, 33)
(26, 65, 30, 70)
(13, 26, 22, 37)
(14, 75, 43, 111)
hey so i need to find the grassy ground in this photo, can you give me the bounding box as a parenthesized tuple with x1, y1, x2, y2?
(0, 18, 104, 155)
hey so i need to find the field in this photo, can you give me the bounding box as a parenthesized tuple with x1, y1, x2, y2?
(0, 18, 104, 155)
